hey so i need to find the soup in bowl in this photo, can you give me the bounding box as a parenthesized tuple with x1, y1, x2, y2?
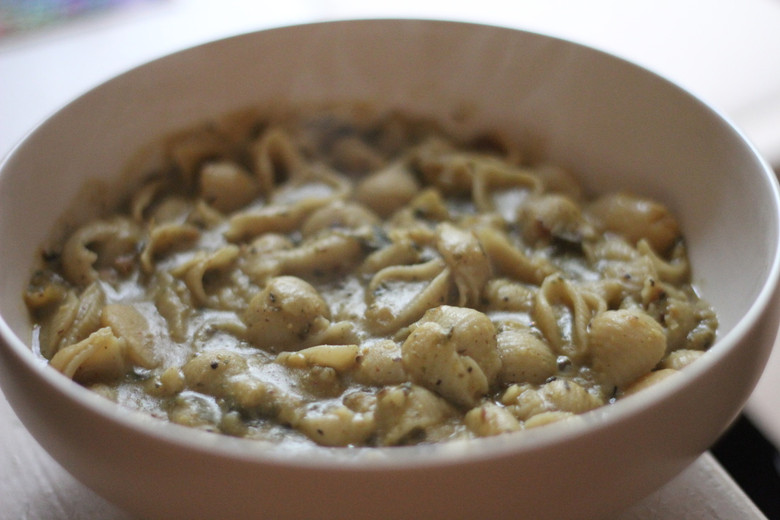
(0, 19, 778, 520)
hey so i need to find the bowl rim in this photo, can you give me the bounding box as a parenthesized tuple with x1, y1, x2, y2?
(1, 17, 780, 470)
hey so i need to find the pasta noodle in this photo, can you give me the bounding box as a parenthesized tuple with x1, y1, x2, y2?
(24, 105, 717, 447)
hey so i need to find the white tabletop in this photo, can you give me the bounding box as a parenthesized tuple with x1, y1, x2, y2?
(2, 1, 779, 518)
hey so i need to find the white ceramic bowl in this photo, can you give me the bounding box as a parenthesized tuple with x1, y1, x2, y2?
(1, 20, 779, 520)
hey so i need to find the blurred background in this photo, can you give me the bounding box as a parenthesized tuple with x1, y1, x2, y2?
(1, 1, 779, 518)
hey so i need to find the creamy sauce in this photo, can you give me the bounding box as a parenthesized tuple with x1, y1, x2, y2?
(24, 106, 717, 447)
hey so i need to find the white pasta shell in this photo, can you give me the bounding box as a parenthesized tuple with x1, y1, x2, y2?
(61, 217, 141, 286)
(140, 222, 200, 273)
(474, 226, 555, 285)
(199, 161, 259, 213)
(365, 258, 451, 336)
(181, 349, 251, 401)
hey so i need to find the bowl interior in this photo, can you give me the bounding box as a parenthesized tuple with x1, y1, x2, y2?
(0, 18, 777, 446)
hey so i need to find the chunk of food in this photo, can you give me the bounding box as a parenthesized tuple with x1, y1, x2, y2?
(401, 306, 501, 408)
(435, 222, 491, 307)
(199, 161, 259, 213)
(352, 339, 407, 387)
(496, 326, 557, 385)
(60, 217, 141, 286)
(243, 276, 331, 352)
(518, 193, 589, 245)
(276, 344, 360, 372)
(374, 384, 458, 445)
(587, 192, 681, 254)
(101, 304, 159, 369)
(50, 327, 126, 383)
(354, 162, 421, 217)
(588, 309, 667, 389)
(464, 402, 521, 437)
(294, 403, 375, 447)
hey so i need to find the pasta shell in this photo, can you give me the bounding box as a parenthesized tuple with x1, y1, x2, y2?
(401, 306, 500, 408)
(435, 222, 491, 307)
(140, 222, 200, 273)
(496, 327, 557, 385)
(533, 275, 605, 362)
(355, 162, 420, 218)
(375, 384, 457, 446)
(50, 327, 126, 383)
(243, 276, 331, 352)
(365, 258, 452, 335)
(464, 402, 521, 437)
(474, 226, 555, 285)
(588, 308, 667, 389)
(61, 217, 141, 286)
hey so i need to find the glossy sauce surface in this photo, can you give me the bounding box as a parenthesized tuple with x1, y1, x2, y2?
(24, 106, 717, 447)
